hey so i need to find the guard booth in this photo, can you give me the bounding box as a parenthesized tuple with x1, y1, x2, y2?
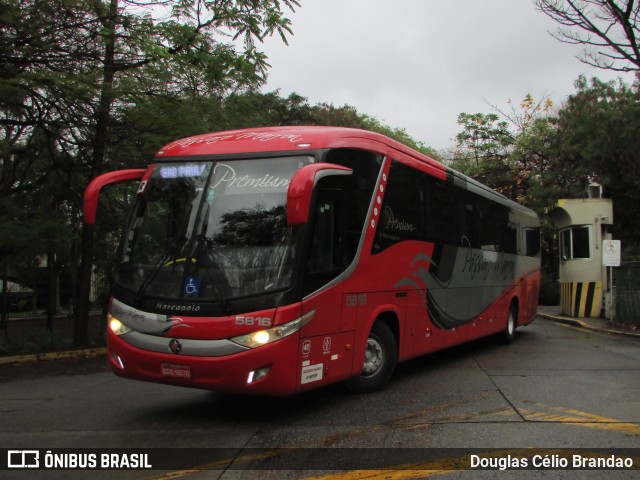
(548, 184, 614, 318)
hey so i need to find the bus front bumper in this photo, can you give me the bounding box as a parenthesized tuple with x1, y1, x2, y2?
(107, 330, 300, 395)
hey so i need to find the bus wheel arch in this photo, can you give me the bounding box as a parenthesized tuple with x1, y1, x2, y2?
(344, 313, 399, 393)
(498, 298, 519, 345)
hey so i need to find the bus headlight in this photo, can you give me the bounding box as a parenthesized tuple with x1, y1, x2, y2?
(230, 310, 315, 349)
(109, 314, 133, 336)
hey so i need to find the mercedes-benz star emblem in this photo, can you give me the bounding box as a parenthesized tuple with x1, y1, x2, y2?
(169, 339, 182, 354)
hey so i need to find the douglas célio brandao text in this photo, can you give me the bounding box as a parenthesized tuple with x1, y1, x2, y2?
(470, 453, 635, 470)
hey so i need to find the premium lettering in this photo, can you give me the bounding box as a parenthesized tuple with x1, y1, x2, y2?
(212, 163, 290, 191)
(382, 207, 417, 233)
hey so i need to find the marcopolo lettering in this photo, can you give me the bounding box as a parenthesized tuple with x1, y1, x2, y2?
(155, 302, 201, 313)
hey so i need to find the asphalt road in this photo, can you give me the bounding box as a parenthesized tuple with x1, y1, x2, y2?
(1, 317, 639, 479)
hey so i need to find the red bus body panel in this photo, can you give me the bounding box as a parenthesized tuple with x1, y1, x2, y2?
(102, 127, 539, 395)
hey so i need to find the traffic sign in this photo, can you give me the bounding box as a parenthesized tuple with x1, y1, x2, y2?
(602, 240, 621, 267)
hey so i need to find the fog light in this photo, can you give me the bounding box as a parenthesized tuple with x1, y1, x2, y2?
(247, 366, 271, 384)
(112, 353, 125, 370)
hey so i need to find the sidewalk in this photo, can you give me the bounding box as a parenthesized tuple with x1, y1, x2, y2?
(537, 305, 640, 339)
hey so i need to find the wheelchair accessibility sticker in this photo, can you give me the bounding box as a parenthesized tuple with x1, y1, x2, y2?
(183, 276, 201, 298)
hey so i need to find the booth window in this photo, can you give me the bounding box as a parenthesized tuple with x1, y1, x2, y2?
(560, 225, 591, 260)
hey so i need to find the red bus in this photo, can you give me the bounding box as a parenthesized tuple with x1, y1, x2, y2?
(84, 126, 540, 395)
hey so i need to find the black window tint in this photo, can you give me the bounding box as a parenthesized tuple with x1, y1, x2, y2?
(324, 149, 382, 262)
(424, 179, 459, 245)
(308, 197, 338, 274)
(502, 215, 519, 255)
(462, 195, 481, 248)
(560, 229, 572, 260)
(372, 162, 422, 253)
(560, 225, 591, 260)
(372, 160, 533, 255)
(479, 200, 503, 252)
(572, 226, 591, 259)
(524, 227, 541, 257)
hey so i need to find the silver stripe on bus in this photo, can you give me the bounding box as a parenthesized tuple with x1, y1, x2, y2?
(120, 331, 249, 357)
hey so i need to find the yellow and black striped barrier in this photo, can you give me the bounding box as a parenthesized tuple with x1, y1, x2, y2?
(560, 282, 601, 318)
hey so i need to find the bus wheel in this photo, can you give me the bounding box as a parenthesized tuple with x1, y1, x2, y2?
(498, 304, 518, 344)
(344, 321, 397, 393)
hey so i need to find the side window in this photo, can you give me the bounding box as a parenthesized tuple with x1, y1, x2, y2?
(423, 178, 459, 245)
(371, 160, 528, 255)
(303, 150, 383, 294)
(372, 161, 422, 254)
(501, 215, 518, 255)
(572, 226, 591, 258)
(478, 200, 502, 252)
(462, 195, 481, 248)
(308, 196, 338, 274)
(560, 225, 591, 260)
(475, 197, 518, 254)
(324, 148, 382, 263)
(524, 227, 541, 257)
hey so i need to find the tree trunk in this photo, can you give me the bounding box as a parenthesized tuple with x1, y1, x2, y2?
(74, 0, 118, 346)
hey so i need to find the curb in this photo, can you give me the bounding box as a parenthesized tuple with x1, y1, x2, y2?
(538, 312, 640, 339)
(0, 347, 107, 366)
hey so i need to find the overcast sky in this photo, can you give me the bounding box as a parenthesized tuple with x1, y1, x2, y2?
(259, 0, 636, 150)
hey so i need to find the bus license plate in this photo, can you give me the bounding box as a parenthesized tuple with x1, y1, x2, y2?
(161, 363, 191, 379)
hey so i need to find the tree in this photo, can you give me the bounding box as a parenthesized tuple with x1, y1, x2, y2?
(534, 0, 640, 72)
(497, 94, 556, 206)
(549, 75, 640, 252)
(2, 0, 440, 348)
(1, 0, 299, 345)
(221, 91, 317, 127)
(450, 95, 554, 203)
(450, 95, 559, 303)
(454, 113, 512, 163)
(359, 115, 441, 159)
(77, 0, 300, 344)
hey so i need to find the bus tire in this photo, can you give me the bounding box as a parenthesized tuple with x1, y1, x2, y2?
(498, 303, 518, 344)
(344, 321, 397, 393)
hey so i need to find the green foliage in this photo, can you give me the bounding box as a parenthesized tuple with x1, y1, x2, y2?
(0, 0, 440, 348)
(359, 115, 441, 159)
(0, 0, 301, 341)
(451, 112, 514, 197)
(450, 93, 559, 209)
(550, 76, 640, 252)
(451, 76, 640, 283)
(455, 112, 512, 164)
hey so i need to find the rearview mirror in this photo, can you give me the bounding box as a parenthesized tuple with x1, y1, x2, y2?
(84, 169, 146, 224)
(286, 163, 352, 225)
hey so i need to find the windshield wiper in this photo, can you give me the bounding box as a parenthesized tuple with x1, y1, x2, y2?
(184, 204, 232, 314)
(134, 240, 184, 304)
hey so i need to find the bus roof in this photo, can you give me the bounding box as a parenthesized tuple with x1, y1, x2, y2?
(155, 126, 536, 219)
(156, 125, 445, 170)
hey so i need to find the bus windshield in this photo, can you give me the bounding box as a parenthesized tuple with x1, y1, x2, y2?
(116, 156, 314, 302)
